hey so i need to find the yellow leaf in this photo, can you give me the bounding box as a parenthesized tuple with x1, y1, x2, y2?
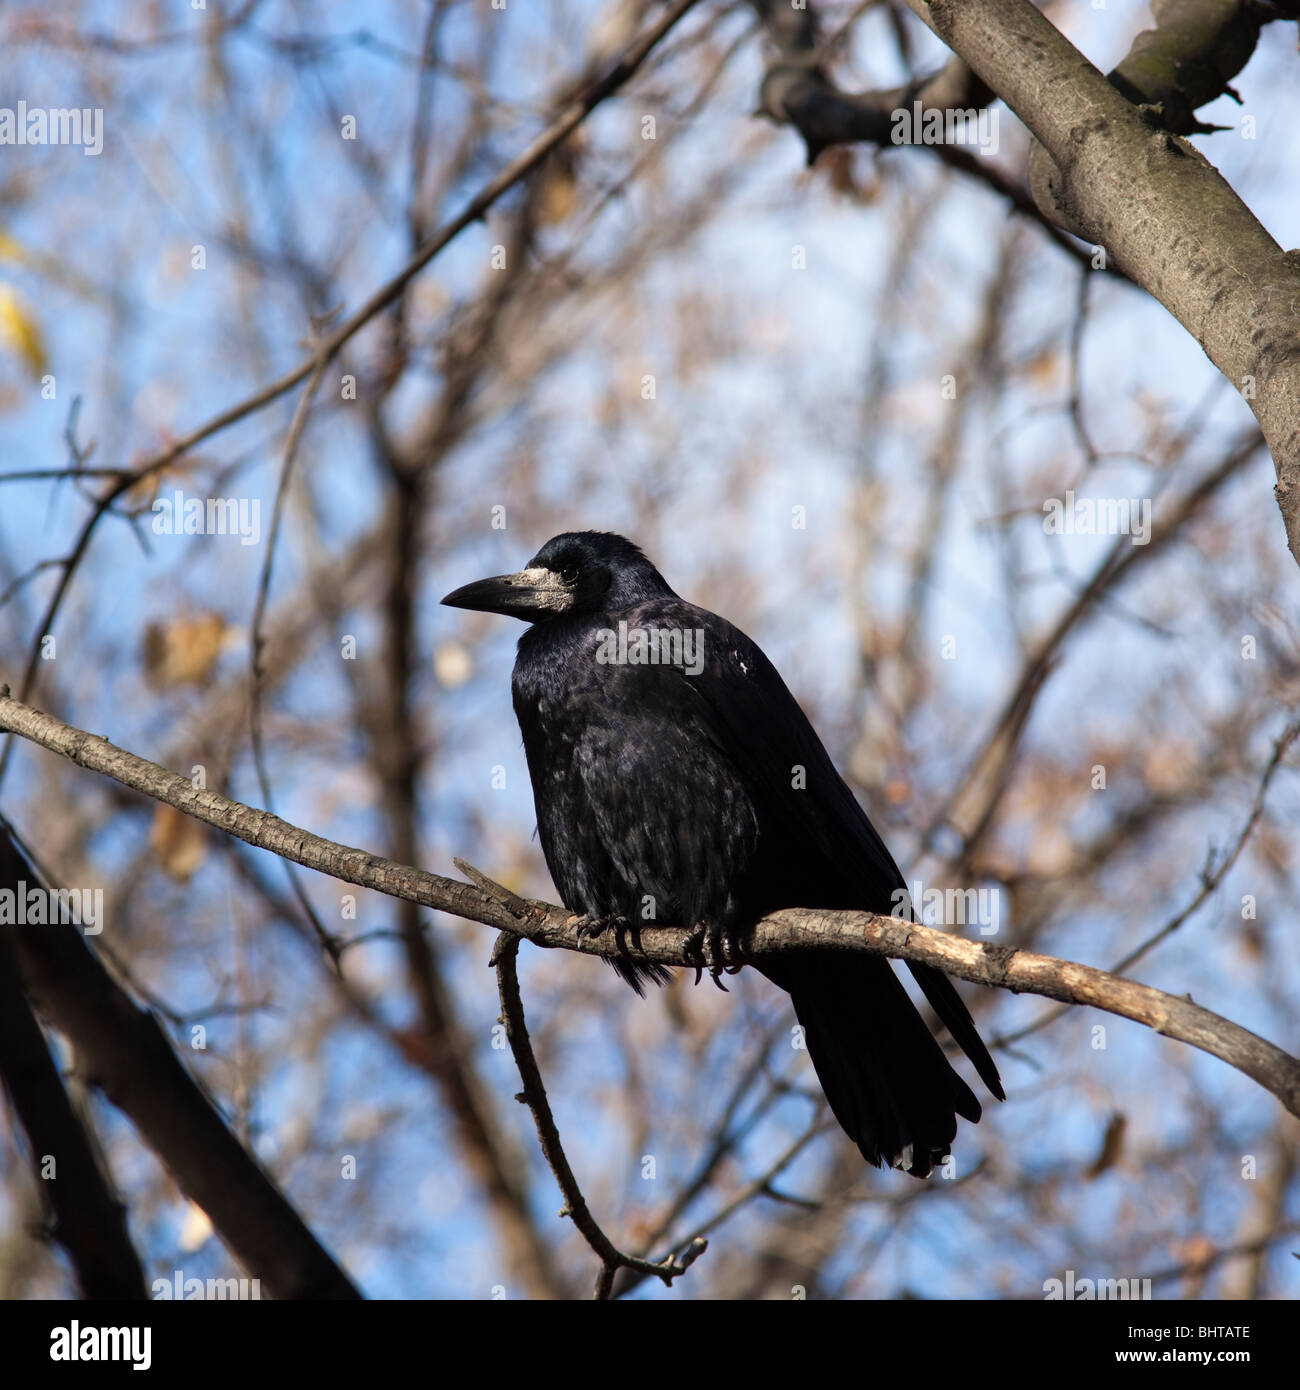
(0, 284, 47, 377)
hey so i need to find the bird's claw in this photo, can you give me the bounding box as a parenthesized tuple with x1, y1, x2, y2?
(685, 921, 742, 991)
(568, 911, 628, 942)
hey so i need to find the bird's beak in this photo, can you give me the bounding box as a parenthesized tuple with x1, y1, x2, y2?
(440, 567, 572, 622)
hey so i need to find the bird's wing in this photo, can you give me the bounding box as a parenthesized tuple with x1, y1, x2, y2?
(629, 598, 906, 902)
(628, 598, 1004, 1100)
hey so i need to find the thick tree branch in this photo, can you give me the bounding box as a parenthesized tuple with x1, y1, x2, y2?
(746, 0, 1103, 257)
(1107, 0, 1279, 137)
(0, 822, 359, 1300)
(751, 0, 995, 162)
(0, 923, 147, 1298)
(749, 0, 1300, 564)
(903, 0, 1300, 566)
(1, 691, 1296, 1120)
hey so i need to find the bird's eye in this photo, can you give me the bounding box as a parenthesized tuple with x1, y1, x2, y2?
(559, 564, 580, 583)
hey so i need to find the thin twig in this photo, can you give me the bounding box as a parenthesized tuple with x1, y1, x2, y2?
(248, 358, 342, 968)
(991, 719, 1300, 1052)
(491, 932, 707, 1299)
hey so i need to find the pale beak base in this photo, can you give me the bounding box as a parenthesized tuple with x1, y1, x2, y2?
(440, 567, 573, 622)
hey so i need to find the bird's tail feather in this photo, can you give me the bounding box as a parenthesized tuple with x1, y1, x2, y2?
(906, 960, 1005, 1101)
(761, 954, 988, 1178)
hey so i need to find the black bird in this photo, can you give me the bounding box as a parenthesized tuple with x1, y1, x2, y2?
(442, 531, 1003, 1176)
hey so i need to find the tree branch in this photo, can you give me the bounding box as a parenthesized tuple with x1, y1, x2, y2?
(748, 0, 1102, 259)
(491, 933, 707, 1299)
(903, 0, 1300, 566)
(0, 820, 359, 1300)
(749, 0, 1300, 564)
(1106, 0, 1278, 137)
(992, 717, 1300, 1051)
(1, 690, 1296, 1120)
(0, 0, 706, 786)
(751, 0, 995, 162)
(0, 921, 147, 1298)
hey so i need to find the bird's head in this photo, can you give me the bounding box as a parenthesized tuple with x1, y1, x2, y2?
(440, 531, 674, 624)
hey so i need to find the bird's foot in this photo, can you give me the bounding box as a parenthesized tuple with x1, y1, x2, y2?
(685, 921, 743, 991)
(567, 911, 628, 942)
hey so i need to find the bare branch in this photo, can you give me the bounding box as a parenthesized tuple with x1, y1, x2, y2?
(0, 0, 706, 784)
(491, 933, 707, 1299)
(0, 824, 359, 1300)
(0, 919, 146, 1299)
(904, 0, 1300, 566)
(2, 690, 1296, 1120)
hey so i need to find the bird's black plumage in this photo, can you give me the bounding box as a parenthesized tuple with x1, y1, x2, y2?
(443, 531, 1003, 1177)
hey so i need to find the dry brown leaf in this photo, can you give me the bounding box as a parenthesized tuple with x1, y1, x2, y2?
(143, 613, 230, 688)
(539, 143, 583, 226)
(1024, 348, 1060, 391)
(823, 146, 857, 196)
(1085, 1111, 1127, 1179)
(149, 803, 208, 881)
(883, 777, 910, 806)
